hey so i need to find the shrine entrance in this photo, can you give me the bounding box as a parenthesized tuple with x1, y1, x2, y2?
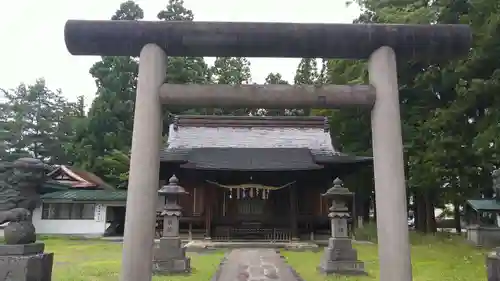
(210, 181, 296, 241)
(64, 18, 470, 281)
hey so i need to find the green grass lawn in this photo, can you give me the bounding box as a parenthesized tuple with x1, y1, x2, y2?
(283, 235, 488, 281)
(34, 234, 488, 281)
(44, 237, 224, 281)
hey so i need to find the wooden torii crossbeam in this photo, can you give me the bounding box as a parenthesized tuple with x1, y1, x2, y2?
(64, 19, 471, 281)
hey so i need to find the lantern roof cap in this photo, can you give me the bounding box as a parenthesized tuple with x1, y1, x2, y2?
(322, 177, 353, 198)
(158, 174, 188, 196)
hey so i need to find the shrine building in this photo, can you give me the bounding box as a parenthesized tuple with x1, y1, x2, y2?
(159, 115, 372, 241)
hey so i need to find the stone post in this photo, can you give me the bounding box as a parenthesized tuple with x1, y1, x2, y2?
(357, 216, 364, 229)
(487, 248, 500, 281)
(120, 44, 166, 281)
(368, 46, 412, 281)
(317, 178, 366, 276)
(153, 174, 191, 274)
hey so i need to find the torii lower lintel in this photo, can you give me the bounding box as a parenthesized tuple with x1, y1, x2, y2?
(159, 84, 376, 109)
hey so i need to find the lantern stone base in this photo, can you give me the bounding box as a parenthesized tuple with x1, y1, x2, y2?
(153, 237, 191, 275)
(0, 243, 54, 281)
(317, 238, 366, 276)
(487, 248, 500, 281)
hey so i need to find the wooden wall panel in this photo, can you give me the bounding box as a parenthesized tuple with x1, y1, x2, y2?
(157, 180, 166, 212)
(194, 186, 205, 215)
(297, 185, 324, 216)
(321, 194, 329, 216)
(312, 187, 321, 216)
(179, 184, 194, 216)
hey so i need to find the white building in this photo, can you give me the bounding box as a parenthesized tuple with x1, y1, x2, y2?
(1, 165, 167, 237)
(34, 165, 127, 236)
(34, 190, 126, 236)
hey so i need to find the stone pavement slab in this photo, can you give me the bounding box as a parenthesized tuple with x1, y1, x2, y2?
(213, 248, 302, 281)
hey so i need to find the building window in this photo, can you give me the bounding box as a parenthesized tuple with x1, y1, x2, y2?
(41, 203, 95, 220)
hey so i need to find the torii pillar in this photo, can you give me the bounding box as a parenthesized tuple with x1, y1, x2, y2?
(64, 20, 471, 281)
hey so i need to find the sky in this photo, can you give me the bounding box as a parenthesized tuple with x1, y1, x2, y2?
(0, 0, 360, 105)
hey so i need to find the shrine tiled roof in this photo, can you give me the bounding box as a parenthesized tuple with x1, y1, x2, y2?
(161, 115, 371, 171)
(180, 147, 324, 171)
(163, 115, 338, 155)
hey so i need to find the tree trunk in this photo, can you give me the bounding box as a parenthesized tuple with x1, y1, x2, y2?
(354, 192, 371, 224)
(414, 189, 437, 233)
(415, 191, 427, 233)
(362, 199, 371, 223)
(454, 202, 462, 235)
(425, 191, 437, 233)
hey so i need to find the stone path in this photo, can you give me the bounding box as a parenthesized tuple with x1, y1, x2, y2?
(214, 249, 302, 281)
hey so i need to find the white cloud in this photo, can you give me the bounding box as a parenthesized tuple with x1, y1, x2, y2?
(0, 0, 359, 106)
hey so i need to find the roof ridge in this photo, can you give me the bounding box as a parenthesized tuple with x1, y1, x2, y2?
(175, 115, 326, 120)
(173, 115, 329, 130)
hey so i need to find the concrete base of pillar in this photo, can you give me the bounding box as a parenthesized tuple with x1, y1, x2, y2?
(317, 238, 366, 276)
(487, 248, 500, 281)
(153, 237, 191, 275)
(0, 243, 54, 281)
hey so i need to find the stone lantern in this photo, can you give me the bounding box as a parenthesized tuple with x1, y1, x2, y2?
(152, 174, 191, 274)
(317, 178, 366, 276)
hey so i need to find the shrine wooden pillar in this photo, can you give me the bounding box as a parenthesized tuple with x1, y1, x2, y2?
(204, 186, 212, 239)
(290, 184, 299, 240)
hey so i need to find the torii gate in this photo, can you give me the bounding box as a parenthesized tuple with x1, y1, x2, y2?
(64, 20, 471, 281)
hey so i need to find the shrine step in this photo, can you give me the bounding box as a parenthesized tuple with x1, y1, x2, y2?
(186, 240, 319, 251)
